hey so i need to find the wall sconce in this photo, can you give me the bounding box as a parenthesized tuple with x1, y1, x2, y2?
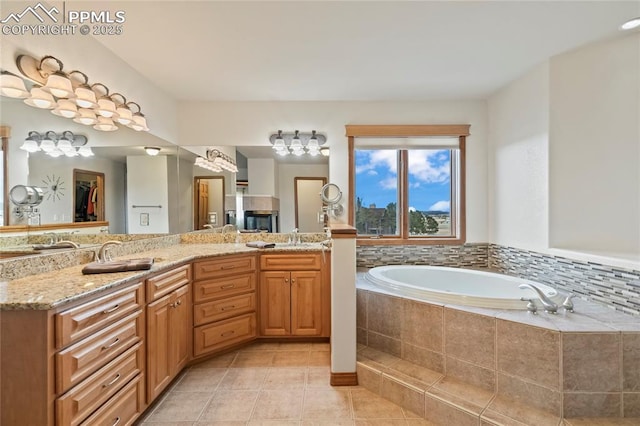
(144, 146, 161, 156)
(194, 149, 238, 173)
(0, 54, 149, 132)
(19, 131, 93, 158)
(269, 130, 327, 157)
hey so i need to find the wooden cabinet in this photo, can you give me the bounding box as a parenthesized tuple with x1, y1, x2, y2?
(192, 254, 257, 358)
(1, 281, 144, 426)
(146, 266, 192, 403)
(259, 253, 330, 337)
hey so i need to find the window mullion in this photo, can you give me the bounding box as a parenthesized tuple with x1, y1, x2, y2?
(399, 150, 409, 239)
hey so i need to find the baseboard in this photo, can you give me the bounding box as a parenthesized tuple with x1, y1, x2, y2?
(330, 372, 358, 386)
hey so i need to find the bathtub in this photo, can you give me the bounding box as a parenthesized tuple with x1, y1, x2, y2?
(365, 265, 565, 309)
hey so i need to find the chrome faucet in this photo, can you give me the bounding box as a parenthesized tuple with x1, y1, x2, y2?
(562, 294, 576, 313)
(518, 283, 558, 314)
(222, 224, 237, 233)
(97, 240, 122, 263)
(54, 240, 80, 249)
(44, 232, 59, 245)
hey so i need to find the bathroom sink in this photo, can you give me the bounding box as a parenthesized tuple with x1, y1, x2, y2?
(82, 258, 155, 275)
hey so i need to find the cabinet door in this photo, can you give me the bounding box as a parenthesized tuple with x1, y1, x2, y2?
(170, 284, 191, 374)
(291, 270, 323, 336)
(146, 292, 172, 403)
(259, 271, 291, 336)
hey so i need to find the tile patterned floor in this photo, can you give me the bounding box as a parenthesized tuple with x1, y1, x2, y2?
(136, 341, 435, 426)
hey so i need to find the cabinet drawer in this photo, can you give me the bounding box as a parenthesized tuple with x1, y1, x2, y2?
(147, 264, 191, 301)
(260, 254, 321, 271)
(194, 313, 256, 357)
(194, 292, 256, 326)
(193, 272, 256, 303)
(79, 373, 144, 426)
(56, 283, 144, 349)
(56, 311, 143, 394)
(56, 343, 143, 426)
(194, 255, 256, 280)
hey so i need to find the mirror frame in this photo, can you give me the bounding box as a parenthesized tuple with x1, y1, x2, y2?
(1, 126, 9, 226)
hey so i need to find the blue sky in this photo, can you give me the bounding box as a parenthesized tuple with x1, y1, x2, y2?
(355, 149, 451, 212)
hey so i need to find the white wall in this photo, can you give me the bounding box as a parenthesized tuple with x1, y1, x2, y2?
(247, 158, 278, 197)
(1, 31, 178, 144)
(488, 33, 640, 265)
(178, 101, 489, 243)
(126, 156, 169, 234)
(549, 33, 640, 257)
(278, 163, 329, 232)
(488, 62, 549, 251)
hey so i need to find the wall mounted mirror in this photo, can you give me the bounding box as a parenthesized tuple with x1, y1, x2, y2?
(193, 176, 225, 230)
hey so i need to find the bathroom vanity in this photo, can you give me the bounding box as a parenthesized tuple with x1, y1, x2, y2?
(0, 242, 330, 426)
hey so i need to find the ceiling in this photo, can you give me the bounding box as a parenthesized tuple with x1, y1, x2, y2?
(96, 1, 639, 102)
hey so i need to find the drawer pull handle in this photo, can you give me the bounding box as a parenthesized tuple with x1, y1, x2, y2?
(102, 337, 120, 350)
(291, 279, 296, 283)
(102, 304, 120, 314)
(221, 265, 236, 270)
(221, 305, 236, 311)
(220, 284, 236, 289)
(112, 416, 121, 426)
(284, 279, 289, 283)
(221, 330, 235, 337)
(176, 299, 182, 306)
(102, 373, 121, 388)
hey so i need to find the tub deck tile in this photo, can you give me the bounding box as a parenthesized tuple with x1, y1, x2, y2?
(428, 376, 494, 416)
(485, 395, 562, 426)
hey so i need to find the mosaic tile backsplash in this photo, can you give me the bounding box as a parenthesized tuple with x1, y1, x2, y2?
(357, 243, 640, 316)
(489, 244, 640, 316)
(356, 243, 489, 269)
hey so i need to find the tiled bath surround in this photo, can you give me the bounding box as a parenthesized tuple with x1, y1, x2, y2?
(356, 283, 640, 422)
(357, 243, 640, 316)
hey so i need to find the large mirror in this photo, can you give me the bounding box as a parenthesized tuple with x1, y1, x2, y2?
(1, 97, 330, 243)
(180, 146, 329, 232)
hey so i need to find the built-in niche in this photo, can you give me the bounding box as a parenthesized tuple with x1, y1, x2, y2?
(73, 169, 105, 222)
(193, 176, 225, 230)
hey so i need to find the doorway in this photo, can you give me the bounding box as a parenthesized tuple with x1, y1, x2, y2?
(294, 177, 326, 232)
(73, 169, 105, 222)
(193, 176, 225, 230)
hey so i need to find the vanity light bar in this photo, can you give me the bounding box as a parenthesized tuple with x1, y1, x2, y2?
(0, 54, 149, 133)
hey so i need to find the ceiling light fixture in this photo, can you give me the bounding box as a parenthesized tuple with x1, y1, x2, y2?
(621, 17, 640, 30)
(1, 54, 150, 132)
(0, 70, 29, 98)
(269, 130, 327, 157)
(144, 146, 161, 156)
(18, 130, 93, 157)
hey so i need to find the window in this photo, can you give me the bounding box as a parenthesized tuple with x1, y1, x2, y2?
(347, 125, 468, 245)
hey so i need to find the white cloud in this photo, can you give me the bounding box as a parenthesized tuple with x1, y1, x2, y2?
(355, 150, 397, 175)
(428, 200, 450, 211)
(408, 206, 416, 212)
(407, 150, 450, 183)
(379, 176, 397, 190)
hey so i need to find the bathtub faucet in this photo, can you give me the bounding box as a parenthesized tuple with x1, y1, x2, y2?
(518, 283, 558, 314)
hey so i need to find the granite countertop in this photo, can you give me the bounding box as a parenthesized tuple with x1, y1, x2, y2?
(0, 242, 327, 311)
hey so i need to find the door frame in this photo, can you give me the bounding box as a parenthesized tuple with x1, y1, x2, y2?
(193, 175, 225, 230)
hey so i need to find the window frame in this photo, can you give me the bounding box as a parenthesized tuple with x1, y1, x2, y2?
(346, 124, 469, 246)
